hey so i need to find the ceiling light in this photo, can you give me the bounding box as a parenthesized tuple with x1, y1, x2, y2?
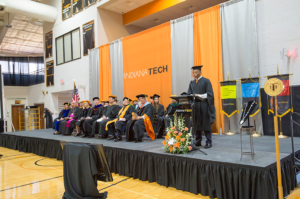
(154, 19, 161, 23)
(124, 1, 135, 6)
(188, 6, 196, 11)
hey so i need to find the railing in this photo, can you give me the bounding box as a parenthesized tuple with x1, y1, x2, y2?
(290, 112, 300, 175)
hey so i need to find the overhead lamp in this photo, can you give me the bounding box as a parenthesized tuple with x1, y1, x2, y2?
(154, 19, 161, 23)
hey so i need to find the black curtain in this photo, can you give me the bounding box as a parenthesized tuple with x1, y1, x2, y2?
(0, 57, 44, 86)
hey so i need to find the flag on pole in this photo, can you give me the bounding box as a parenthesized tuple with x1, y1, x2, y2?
(72, 83, 80, 102)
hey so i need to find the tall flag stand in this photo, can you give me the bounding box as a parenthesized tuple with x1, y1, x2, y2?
(72, 81, 81, 102)
(264, 78, 285, 199)
(240, 69, 262, 137)
(266, 65, 293, 139)
(219, 73, 238, 136)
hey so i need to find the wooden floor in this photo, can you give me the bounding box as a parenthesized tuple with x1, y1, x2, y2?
(0, 147, 213, 199)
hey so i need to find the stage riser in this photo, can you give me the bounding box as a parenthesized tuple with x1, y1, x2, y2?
(0, 134, 298, 199)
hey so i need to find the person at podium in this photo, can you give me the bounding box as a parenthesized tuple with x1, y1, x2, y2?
(187, 65, 215, 149)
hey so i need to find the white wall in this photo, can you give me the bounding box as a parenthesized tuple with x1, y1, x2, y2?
(3, 86, 29, 132)
(256, 0, 300, 86)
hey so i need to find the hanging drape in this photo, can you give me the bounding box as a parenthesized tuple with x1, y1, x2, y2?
(0, 57, 44, 86)
(110, 39, 124, 102)
(89, 48, 100, 102)
(194, 5, 224, 133)
(220, 0, 261, 134)
(171, 14, 194, 95)
(99, 44, 112, 101)
(122, 22, 172, 107)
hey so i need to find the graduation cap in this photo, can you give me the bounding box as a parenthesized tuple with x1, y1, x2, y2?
(191, 65, 203, 71)
(136, 94, 148, 99)
(93, 97, 99, 101)
(63, 102, 71, 106)
(83, 100, 91, 105)
(129, 98, 132, 102)
(150, 96, 153, 99)
(123, 97, 129, 101)
(132, 99, 137, 102)
(180, 92, 187, 95)
(153, 94, 160, 99)
(108, 95, 117, 99)
(105, 101, 109, 103)
(100, 100, 106, 102)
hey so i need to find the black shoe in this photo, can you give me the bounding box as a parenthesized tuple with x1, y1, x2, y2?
(96, 134, 105, 139)
(134, 139, 142, 143)
(204, 143, 212, 149)
(74, 134, 81, 137)
(88, 135, 95, 138)
(114, 136, 122, 142)
(108, 136, 116, 140)
(195, 140, 202, 147)
(81, 135, 88, 138)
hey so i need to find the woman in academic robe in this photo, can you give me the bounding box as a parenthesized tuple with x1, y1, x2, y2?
(74, 100, 92, 136)
(54, 102, 71, 134)
(151, 94, 165, 135)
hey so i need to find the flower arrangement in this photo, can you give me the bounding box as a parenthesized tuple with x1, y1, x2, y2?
(162, 114, 194, 154)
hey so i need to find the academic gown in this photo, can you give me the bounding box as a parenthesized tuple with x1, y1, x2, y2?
(157, 103, 178, 138)
(107, 105, 134, 137)
(125, 103, 154, 141)
(58, 107, 81, 135)
(83, 105, 104, 136)
(187, 77, 215, 131)
(75, 107, 92, 130)
(97, 105, 121, 137)
(54, 109, 70, 131)
(44, 110, 53, 129)
(152, 104, 164, 134)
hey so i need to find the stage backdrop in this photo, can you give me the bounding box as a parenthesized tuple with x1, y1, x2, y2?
(123, 22, 172, 107)
(99, 44, 112, 101)
(194, 5, 224, 133)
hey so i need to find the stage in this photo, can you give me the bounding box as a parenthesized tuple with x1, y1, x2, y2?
(0, 129, 299, 199)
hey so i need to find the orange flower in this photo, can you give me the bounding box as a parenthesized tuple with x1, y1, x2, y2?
(174, 142, 179, 148)
(165, 135, 169, 140)
(162, 141, 166, 146)
(176, 136, 180, 141)
(184, 127, 189, 131)
(178, 132, 182, 136)
(170, 146, 173, 152)
(174, 131, 178, 134)
(181, 138, 185, 142)
(172, 127, 175, 130)
(188, 146, 192, 151)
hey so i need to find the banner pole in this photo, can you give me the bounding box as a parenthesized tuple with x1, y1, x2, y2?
(274, 97, 284, 199)
(252, 115, 261, 137)
(278, 117, 288, 139)
(226, 116, 235, 135)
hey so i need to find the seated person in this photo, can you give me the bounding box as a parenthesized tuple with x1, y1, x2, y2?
(151, 94, 165, 135)
(132, 99, 139, 111)
(74, 100, 92, 137)
(157, 96, 179, 138)
(58, 101, 81, 135)
(54, 102, 71, 134)
(79, 101, 84, 109)
(125, 94, 155, 143)
(82, 97, 104, 138)
(106, 97, 134, 142)
(95, 95, 120, 139)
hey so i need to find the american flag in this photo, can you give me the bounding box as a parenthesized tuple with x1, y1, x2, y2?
(72, 84, 80, 102)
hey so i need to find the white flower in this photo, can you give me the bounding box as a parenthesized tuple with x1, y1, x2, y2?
(168, 138, 176, 145)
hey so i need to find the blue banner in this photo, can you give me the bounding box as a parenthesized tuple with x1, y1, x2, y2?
(242, 83, 259, 98)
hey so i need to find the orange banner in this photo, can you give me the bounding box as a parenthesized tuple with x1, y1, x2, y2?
(123, 22, 172, 107)
(99, 44, 112, 101)
(194, 5, 224, 133)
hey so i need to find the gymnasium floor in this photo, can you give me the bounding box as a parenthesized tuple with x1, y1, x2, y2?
(0, 147, 212, 199)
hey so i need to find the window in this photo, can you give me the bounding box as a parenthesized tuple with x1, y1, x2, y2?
(55, 28, 81, 65)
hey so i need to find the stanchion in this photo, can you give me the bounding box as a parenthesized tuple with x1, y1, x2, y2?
(225, 117, 235, 135)
(278, 117, 288, 139)
(252, 116, 261, 137)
